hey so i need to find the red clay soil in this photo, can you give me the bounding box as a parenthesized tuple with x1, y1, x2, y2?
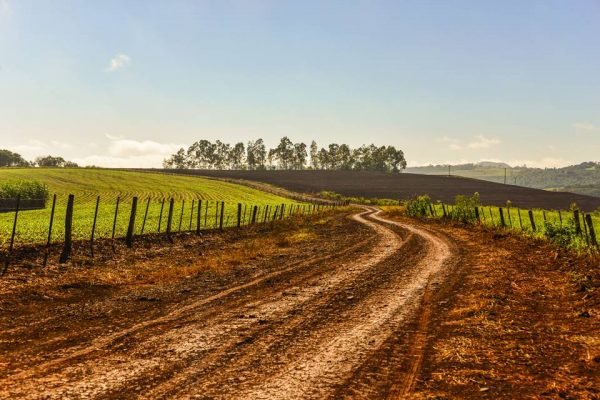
(0, 208, 598, 399)
(146, 169, 600, 211)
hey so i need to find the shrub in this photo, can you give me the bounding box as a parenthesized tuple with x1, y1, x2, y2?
(543, 221, 583, 249)
(449, 192, 481, 224)
(0, 180, 49, 200)
(405, 195, 431, 217)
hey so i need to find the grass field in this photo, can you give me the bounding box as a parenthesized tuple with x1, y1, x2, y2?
(0, 169, 306, 246)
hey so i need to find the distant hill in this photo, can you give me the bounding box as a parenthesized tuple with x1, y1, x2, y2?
(406, 162, 600, 197)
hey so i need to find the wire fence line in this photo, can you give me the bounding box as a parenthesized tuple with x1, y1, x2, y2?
(1, 193, 346, 275)
(415, 201, 599, 254)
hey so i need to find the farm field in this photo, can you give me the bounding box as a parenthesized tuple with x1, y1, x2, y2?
(0, 169, 305, 245)
(150, 169, 600, 211)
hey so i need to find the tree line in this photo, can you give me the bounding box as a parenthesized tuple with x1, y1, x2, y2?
(0, 149, 78, 168)
(163, 137, 407, 172)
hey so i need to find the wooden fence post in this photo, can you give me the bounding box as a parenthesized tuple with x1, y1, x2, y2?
(581, 213, 590, 246)
(558, 210, 563, 227)
(157, 198, 165, 233)
(585, 214, 598, 247)
(573, 210, 582, 235)
(90, 196, 100, 257)
(442, 204, 447, 217)
(517, 208, 523, 230)
(499, 207, 506, 228)
(528, 210, 536, 232)
(189, 199, 195, 231)
(237, 203, 242, 228)
(251, 205, 258, 224)
(178, 200, 185, 232)
(125, 196, 138, 248)
(59, 194, 75, 264)
(141, 198, 150, 234)
(111, 196, 120, 242)
(219, 201, 224, 230)
(43, 194, 57, 267)
(166, 198, 174, 240)
(204, 200, 209, 228)
(197, 199, 202, 234)
(280, 204, 285, 220)
(474, 206, 480, 223)
(1, 195, 21, 275)
(507, 207, 513, 228)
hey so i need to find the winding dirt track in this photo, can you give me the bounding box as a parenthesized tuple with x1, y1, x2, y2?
(0, 207, 458, 399)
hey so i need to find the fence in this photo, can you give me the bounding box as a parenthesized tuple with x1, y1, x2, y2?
(421, 201, 599, 253)
(1, 194, 345, 275)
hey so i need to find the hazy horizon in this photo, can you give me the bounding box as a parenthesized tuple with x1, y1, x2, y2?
(1, 1, 599, 169)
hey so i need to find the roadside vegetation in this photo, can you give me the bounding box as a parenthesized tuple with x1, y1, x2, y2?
(400, 193, 600, 253)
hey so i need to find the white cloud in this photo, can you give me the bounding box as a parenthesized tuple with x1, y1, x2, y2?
(467, 135, 501, 149)
(71, 135, 184, 168)
(106, 54, 131, 72)
(574, 122, 598, 132)
(105, 135, 181, 157)
(437, 136, 462, 150)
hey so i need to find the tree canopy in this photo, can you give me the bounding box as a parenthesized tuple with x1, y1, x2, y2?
(163, 137, 407, 173)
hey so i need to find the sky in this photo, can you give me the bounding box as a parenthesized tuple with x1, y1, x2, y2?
(1, 0, 599, 168)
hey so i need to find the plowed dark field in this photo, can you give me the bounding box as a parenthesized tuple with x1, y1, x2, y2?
(150, 169, 600, 211)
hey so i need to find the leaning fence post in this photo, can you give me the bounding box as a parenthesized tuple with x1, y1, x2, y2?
(280, 204, 285, 220)
(517, 208, 523, 230)
(112, 196, 120, 242)
(43, 194, 57, 267)
(573, 209, 582, 235)
(251, 205, 258, 224)
(59, 194, 75, 264)
(237, 203, 242, 228)
(528, 210, 536, 232)
(125, 196, 138, 248)
(499, 207, 506, 228)
(585, 214, 598, 247)
(219, 201, 225, 231)
(157, 198, 165, 233)
(474, 206, 480, 223)
(581, 213, 590, 246)
(1, 195, 21, 275)
(90, 196, 100, 257)
(166, 198, 175, 241)
(140, 198, 150, 235)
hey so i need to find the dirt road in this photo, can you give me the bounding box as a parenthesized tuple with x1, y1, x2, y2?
(0, 207, 460, 399)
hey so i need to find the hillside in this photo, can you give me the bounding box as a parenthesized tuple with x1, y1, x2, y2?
(0, 169, 299, 244)
(155, 169, 600, 211)
(406, 162, 600, 197)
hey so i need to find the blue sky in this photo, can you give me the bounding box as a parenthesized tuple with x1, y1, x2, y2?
(1, 0, 599, 167)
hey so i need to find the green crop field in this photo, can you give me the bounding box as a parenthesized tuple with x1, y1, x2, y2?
(0, 169, 306, 246)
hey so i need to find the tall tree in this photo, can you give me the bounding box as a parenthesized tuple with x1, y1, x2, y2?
(0, 150, 29, 167)
(309, 140, 319, 169)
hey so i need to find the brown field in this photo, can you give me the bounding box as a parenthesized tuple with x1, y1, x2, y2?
(148, 169, 600, 211)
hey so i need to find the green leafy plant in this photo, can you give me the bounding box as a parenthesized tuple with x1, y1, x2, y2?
(405, 195, 431, 217)
(448, 192, 481, 223)
(0, 180, 49, 200)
